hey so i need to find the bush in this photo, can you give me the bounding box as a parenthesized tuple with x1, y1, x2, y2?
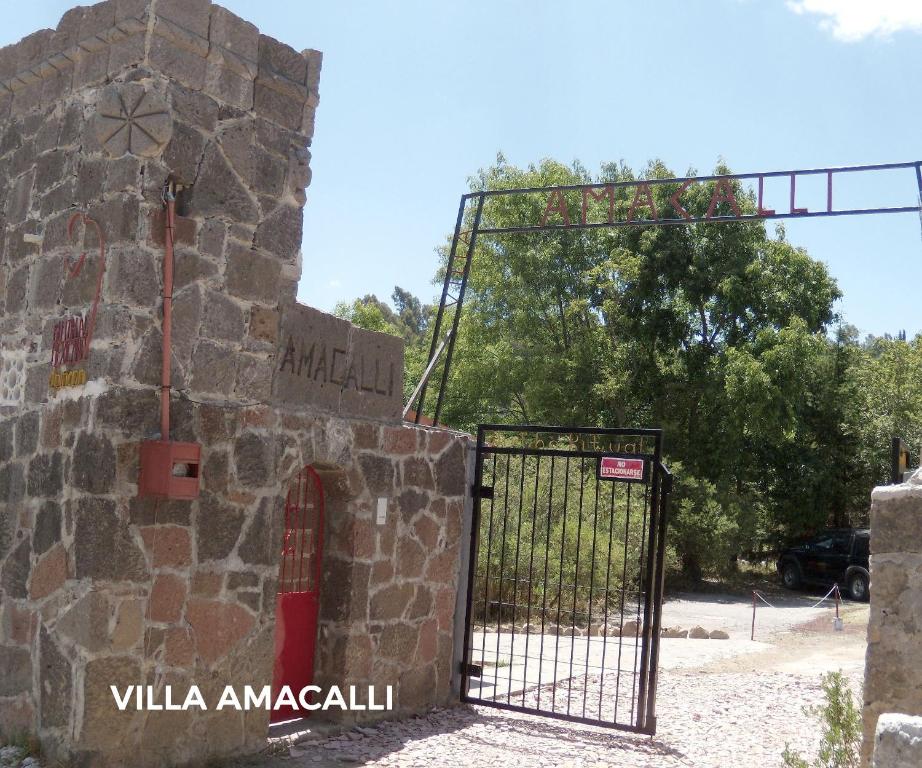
(782, 671, 861, 768)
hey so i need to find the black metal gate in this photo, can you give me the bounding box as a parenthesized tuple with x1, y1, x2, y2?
(460, 424, 672, 734)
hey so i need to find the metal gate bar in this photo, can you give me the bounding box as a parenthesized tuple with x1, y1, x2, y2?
(461, 424, 670, 734)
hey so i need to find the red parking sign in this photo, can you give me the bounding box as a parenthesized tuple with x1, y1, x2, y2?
(598, 454, 648, 483)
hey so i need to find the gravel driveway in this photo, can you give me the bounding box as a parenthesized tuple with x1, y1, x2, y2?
(243, 591, 868, 768)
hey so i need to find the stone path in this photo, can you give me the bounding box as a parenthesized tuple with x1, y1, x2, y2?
(249, 665, 861, 768)
(246, 598, 867, 768)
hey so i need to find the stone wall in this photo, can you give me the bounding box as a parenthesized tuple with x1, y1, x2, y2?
(861, 475, 922, 766)
(0, 3, 472, 766)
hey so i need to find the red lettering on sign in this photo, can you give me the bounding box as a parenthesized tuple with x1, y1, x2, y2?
(627, 183, 657, 221)
(540, 190, 571, 227)
(581, 185, 615, 225)
(669, 179, 695, 220)
(706, 179, 742, 219)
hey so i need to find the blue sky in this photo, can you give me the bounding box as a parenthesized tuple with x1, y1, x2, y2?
(10, 1, 922, 336)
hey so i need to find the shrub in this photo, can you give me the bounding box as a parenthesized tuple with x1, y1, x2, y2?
(782, 671, 861, 768)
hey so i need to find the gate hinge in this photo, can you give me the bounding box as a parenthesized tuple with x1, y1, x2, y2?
(460, 662, 482, 678)
(473, 485, 494, 499)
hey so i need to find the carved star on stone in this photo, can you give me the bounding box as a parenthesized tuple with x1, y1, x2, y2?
(93, 83, 173, 158)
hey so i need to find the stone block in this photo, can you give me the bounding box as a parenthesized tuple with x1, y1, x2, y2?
(190, 572, 223, 600)
(170, 81, 219, 133)
(198, 218, 226, 260)
(139, 525, 192, 569)
(34, 150, 68, 194)
(14, 410, 39, 457)
(191, 144, 258, 223)
(253, 81, 304, 131)
(29, 543, 68, 600)
(0, 537, 29, 598)
(210, 6, 259, 63)
(110, 598, 144, 651)
(225, 243, 282, 303)
(202, 290, 245, 341)
(190, 340, 236, 396)
(185, 598, 256, 666)
(56, 590, 109, 652)
(205, 63, 254, 110)
(0, 645, 32, 696)
(156, 0, 211, 38)
(398, 665, 436, 711)
(163, 122, 206, 186)
(237, 499, 282, 566)
(197, 494, 245, 561)
(247, 306, 278, 346)
(872, 488, 922, 555)
(39, 625, 72, 728)
(873, 713, 922, 767)
(107, 155, 141, 193)
(254, 203, 301, 259)
(80, 656, 142, 750)
(234, 431, 273, 487)
(88, 197, 139, 243)
(71, 432, 116, 493)
(435, 439, 467, 497)
(233, 353, 272, 402)
(397, 537, 426, 580)
(370, 583, 415, 623)
(150, 573, 187, 623)
(6, 169, 34, 225)
(0, 422, 13, 462)
(148, 33, 207, 91)
(27, 452, 63, 497)
(75, 498, 148, 581)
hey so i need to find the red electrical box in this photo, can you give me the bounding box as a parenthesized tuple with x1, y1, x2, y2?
(138, 440, 201, 499)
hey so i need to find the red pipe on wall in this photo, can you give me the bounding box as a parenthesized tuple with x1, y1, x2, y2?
(161, 184, 176, 442)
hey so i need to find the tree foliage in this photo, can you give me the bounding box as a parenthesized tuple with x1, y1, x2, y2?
(339, 155, 922, 578)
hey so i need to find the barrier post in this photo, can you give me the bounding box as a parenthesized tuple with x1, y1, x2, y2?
(751, 591, 756, 641)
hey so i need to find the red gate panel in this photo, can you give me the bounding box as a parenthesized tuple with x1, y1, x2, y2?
(271, 466, 324, 723)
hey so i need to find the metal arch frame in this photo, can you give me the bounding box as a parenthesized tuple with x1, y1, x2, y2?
(409, 160, 922, 426)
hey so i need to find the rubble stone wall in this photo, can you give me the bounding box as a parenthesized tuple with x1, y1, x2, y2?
(0, 3, 472, 767)
(862, 477, 922, 766)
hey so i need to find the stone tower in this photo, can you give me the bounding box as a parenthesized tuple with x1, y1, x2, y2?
(0, 2, 470, 766)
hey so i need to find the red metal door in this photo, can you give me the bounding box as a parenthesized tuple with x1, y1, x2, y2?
(271, 466, 324, 723)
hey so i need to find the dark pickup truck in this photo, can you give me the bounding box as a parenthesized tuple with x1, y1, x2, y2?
(777, 528, 870, 601)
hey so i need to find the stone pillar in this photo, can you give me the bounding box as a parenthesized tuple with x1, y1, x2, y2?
(862, 475, 922, 766)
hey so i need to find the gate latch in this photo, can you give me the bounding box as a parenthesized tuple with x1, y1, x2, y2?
(460, 662, 482, 678)
(473, 485, 494, 499)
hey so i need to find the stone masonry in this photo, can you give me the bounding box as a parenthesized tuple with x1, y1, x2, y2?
(0, 3, 471, 767)
(862, 474, 922, 766)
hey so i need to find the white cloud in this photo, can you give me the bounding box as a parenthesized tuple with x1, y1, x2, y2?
(786, 0, 922, 41)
